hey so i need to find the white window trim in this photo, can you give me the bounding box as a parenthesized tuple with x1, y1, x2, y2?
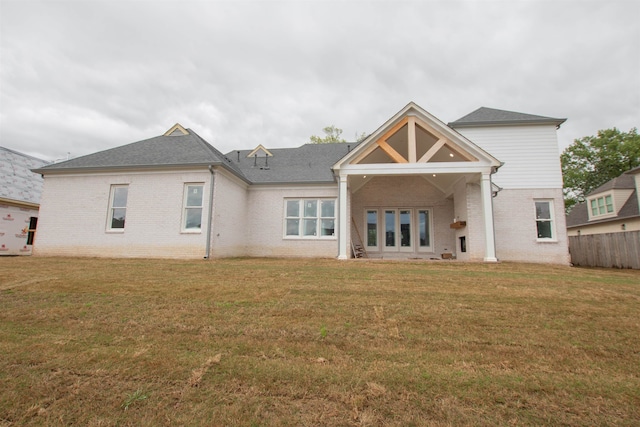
(534, 199, 557, 242)
(181, 183, 204, 233)
(106, 184, 128, 233)
(283, 198, 337, 240)
(588, 192, 616, 220)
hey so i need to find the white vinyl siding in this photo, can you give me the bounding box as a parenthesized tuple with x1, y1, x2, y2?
(456, 125, 563, 189)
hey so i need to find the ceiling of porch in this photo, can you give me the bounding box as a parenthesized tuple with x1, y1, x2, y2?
(349, 171, 481, 196)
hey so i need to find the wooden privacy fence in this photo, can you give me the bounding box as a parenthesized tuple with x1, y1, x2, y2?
(569, 231, 640, 269)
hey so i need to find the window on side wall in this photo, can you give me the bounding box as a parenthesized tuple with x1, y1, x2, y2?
(183, 183, 204, 232)
(107, 185, 128, 231)
(284, 199, 336, 238)
(534, 200, 555, 241)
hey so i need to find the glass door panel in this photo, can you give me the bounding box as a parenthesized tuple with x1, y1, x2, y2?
(367, 210, 378, 247)
(384, 210, 396, 248)
(419, 210, 431, 250)
(400, 210, 412, 251)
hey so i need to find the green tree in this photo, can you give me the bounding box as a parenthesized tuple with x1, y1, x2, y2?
(310, 125, 346, 144)
(355, 131, 368, 142)
(561, 127, 640, 212)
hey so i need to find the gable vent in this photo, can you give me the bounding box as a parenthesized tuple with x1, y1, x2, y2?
(164, 123, 189, 136)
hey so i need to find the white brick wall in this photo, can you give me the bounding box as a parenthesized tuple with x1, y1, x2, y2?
(210, 169, 248, 257)
(492, 188, 570, 264)
(34, 166, 570, 264)
(451, 178, 486, 261)
(245, 184, 339, 257)
(35, 169, 211, 258)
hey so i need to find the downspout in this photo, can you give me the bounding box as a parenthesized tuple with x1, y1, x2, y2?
(204, 165, 216, 259)
(491, 164, 505, 259)
(489, 167, 498, 261)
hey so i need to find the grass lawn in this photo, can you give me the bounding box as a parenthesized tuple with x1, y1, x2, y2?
(1, 257, 639, 426)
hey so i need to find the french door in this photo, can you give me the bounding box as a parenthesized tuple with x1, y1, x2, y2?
(367, 208, 432, 253)
(383, 209, 412, 252)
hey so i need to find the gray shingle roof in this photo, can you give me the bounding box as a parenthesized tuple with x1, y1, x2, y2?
(226, 142, 358, 184)
(587, 173, 636, 196)
(31, 127, 358, 185)
(33, 130, 244, 178)
(1, 146, 49, 205)
(449, 107, 566, 128)
(565, 202, 589, 227)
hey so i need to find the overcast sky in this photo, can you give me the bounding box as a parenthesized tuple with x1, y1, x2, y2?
(1, 0, 638, 162)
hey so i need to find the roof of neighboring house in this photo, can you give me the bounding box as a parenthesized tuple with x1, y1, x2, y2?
(566, 172, 639, 228)
(33, 129, 246, 179)
(226, 142, 358, 184)
(587, 173, 636, 196)
(566, 190, 639, 228)
(0, 146, 49, 205)
(449, 107, 566, 128)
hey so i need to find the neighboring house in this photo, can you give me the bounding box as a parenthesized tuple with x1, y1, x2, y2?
(0, 147, 48, 255)
(33, 102, 570, 264)
(566, 167, 640, 236)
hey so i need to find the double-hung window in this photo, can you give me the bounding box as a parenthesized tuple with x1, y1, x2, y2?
(183, 183, 204, 232)
(107, 185, 128, 230)
(589, 194, 614, 217)
(535, 200, 555, 240)
(285, 199, 335, 238)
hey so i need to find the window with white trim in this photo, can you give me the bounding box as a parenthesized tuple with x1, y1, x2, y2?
(285, 199, 335, 238)
(182, 183, 204, 232)
(535, 200, 555, 240)
(589, 194, 614, 217)
(107, 185, 128, 230)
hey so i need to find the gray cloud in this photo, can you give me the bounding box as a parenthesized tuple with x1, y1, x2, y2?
(1, 0, 638, 161)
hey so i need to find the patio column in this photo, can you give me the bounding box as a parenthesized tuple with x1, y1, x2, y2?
(480, 172, 498, 262)
(337, 174, 349, 259)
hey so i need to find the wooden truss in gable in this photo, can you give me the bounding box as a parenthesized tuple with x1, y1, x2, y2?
(350, 116, 478, 165)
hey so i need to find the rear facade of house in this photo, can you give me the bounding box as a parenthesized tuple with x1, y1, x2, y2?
(33, 103, 570, 264)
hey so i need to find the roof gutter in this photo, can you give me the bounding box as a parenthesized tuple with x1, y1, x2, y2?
(449, 118, 567, 129)
(204, 165, 215, 259)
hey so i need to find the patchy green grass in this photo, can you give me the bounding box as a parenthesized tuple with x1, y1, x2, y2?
(1, 257, 639, 426)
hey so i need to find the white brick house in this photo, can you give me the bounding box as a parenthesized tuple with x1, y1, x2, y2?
(33, 102, 570, 263)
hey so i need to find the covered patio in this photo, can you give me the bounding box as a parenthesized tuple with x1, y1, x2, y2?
(332, 103, 501, 261)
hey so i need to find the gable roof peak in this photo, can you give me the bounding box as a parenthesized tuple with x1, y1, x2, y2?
(164, 123, 189, 136)
(247, 144, 273, 157)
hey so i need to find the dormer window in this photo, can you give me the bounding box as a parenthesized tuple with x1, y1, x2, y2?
(589, 194, 614, 217)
